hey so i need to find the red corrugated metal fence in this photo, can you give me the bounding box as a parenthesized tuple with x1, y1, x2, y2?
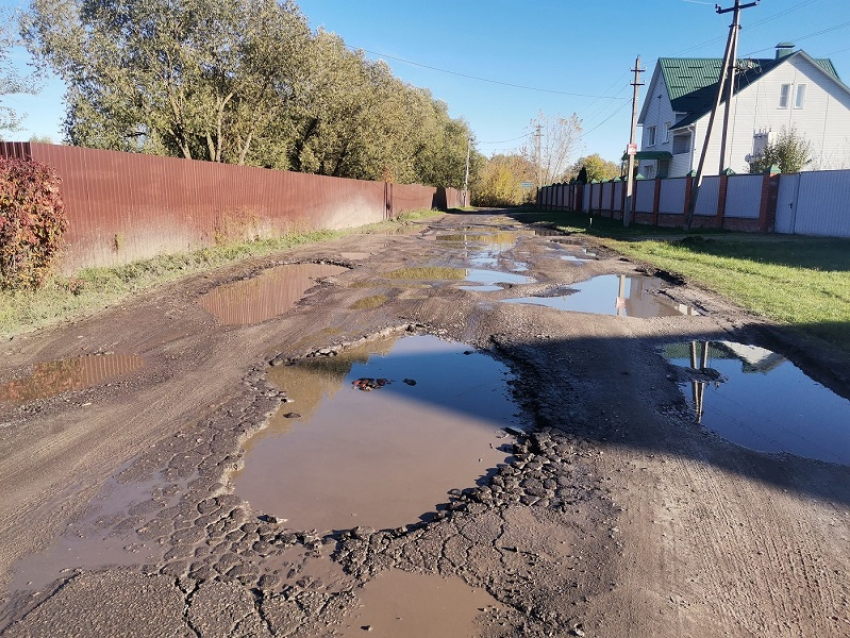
(0, 142, 464, 271)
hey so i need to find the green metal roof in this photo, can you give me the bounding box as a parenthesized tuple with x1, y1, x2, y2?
(660, 52, 842, 129)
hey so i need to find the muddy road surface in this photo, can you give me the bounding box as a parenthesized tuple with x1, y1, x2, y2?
(1, 211, 848, 637)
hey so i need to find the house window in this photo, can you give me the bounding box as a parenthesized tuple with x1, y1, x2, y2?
(646, 126, 656, 146)
(672, 132, 692, 155)
(779, 84, 791, 108)
(664, 122, 671, 143)
(644, 164, 655, 179)
(795, 84, 806, 108)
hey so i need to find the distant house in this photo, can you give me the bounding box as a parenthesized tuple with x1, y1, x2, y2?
(637, 44, 850, 178)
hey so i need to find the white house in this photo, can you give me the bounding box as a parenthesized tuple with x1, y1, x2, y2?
(636, 44, 850, 178)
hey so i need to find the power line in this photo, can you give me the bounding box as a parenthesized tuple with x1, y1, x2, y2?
(671, 0, 824, 56)
(743, 19, 850, 56)
(350, 45, 632, 100)
(578, 100, 632, 139)
(476, 132, 533, 145)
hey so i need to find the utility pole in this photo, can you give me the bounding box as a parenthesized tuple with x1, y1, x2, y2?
(535, 123, 543, 189)
(463, 136, 471, 207)
(684, 0, 758, 229)
(719, 0, 758, 173)
(624, 55, 645, 228)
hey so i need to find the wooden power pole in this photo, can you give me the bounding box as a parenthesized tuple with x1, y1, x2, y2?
(684, 0, 759, 229)
(624, 55, 644, 228)
(463, 137, 471, 207)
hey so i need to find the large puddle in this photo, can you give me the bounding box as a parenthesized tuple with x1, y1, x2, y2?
(234, 335, 519, 531)
(664, 341, 850, 466)
(384, 267, 532, 290)
(199, 263, 347, 325)
(0, 354, 145, 404)
(503, 274, 697, 317)
(339, 570, 501, 638)
(436, 230, 530, 274)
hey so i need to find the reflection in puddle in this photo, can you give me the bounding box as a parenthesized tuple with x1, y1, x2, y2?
(436, 231, 529, 274)
(384, 267, 532, 288)
(199, 264, 348, 325)
(435, 231, 519, 248)
(503, 274, 697, 317)
(0, 354, 145, 404)
(664, 341, 850, 466)
(235, 335, 518, 531)
(340, 570, 501, 638)
(462, 269, 532, 286)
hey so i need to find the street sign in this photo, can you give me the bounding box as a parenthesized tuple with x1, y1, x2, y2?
(626, 143, 637, 155)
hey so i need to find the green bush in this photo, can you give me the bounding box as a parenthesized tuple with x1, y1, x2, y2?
(0, 157, 67, 289)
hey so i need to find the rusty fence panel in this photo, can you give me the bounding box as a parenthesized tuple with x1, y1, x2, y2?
(0, 143, 461, 271)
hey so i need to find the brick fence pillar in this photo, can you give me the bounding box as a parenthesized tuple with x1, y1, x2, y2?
(652, 178, 662, 226)
(758, 170, 781, 232)
(716, 172, 730, 229)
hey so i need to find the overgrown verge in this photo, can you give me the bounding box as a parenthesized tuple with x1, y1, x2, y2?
(516, 209, 850, 355)
(0, 209, 440, 338)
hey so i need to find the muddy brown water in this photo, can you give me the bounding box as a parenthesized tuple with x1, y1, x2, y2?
(503, 274, 697, 318)
(338, 570, 501, 638)
(199, 263, 348, 325)
(664, 341, 850, 466)
(0, 354, 145, 404)
(233, 335, 519, 531)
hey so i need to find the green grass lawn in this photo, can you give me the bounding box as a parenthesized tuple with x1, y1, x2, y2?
(0, 209, 441, 338)
(520, 209, 850, 354)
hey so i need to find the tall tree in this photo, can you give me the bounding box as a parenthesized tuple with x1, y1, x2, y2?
(522, 111, 583, 186)
(23, 0, 311, 163)
(0, 8, 39, 135)
(472, 153, 535, 207)
(564, 154, 621, 182)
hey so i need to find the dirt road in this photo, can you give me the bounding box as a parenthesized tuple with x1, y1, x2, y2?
(1, 211, 848, 637)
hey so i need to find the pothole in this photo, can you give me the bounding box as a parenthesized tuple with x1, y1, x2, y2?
(199, 263, 348, 325)
(233, 335, 519, 531)
(436, 231, 530, 274)
(339, 570, 503, 638)
(0, 354, 145, 404)
(503, 274, 698, 317)
(664, 340, 850, 466)
(384, 267, 532, 290)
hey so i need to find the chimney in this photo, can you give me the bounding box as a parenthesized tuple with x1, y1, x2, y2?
(775, 42, 795, 60)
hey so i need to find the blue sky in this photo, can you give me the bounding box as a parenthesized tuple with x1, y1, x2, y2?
(5, 0, 850, 164)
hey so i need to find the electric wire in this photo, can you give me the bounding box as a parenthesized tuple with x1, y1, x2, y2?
(350, 45, 632, 100)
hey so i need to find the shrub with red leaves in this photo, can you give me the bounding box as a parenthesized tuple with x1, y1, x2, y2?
(0, 157, 67, 290)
